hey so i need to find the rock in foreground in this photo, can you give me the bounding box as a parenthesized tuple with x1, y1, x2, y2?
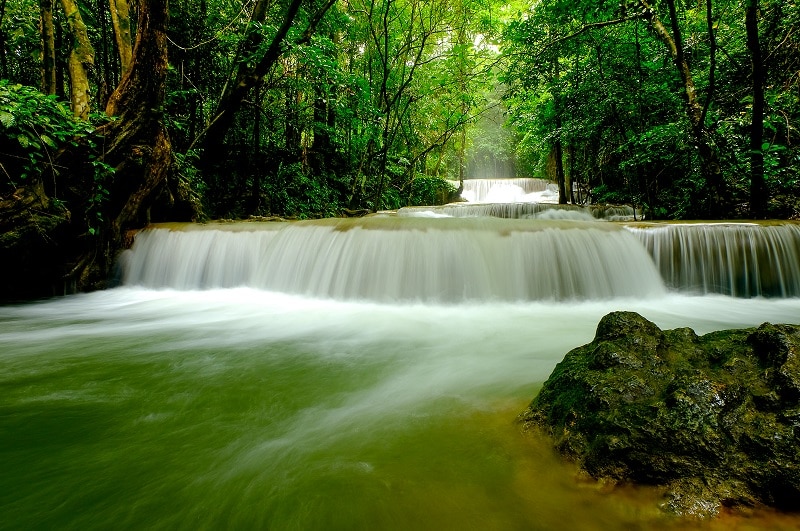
(519, 311, 800, 517)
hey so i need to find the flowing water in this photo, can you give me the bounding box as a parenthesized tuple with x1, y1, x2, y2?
(414, 178, 640, 219)
(399, 202, 640, 221)
(449, 178, 556, 203)
(2, 217, 800, 530)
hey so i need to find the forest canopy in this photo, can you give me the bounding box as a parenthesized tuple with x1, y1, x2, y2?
(0, 0, 798, 295)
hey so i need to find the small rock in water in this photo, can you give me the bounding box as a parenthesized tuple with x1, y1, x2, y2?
(519, 311, 800, 517)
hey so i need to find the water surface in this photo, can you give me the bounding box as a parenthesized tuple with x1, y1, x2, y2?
(2, 289, 800, 530)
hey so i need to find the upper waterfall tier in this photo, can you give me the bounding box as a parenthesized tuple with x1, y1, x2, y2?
(399, 202, 639, 221)
(449, 178, 555, 203)
(120, 218, 666, 302)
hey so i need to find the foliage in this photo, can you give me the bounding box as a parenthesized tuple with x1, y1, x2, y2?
(0, 0, 40, 86)
(408, 176, 457, 206)
(0, 80, 113, 234)
(1, 0, 797, 222)
(503, 0, 800, 218)
(270, 162, 344, 219)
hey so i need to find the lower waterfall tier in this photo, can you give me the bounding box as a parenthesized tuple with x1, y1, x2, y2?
(119, 218, 800, 301)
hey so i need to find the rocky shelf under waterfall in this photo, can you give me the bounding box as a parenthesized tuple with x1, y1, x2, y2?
(519, 311, 800, 518)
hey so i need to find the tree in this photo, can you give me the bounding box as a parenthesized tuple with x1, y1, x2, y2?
(199, 0, 337, 164)
(60, 0, 95, 119)
(98, 0, 171, 245)
(745, 0, 766, 218)
(639, 0, 724, 213)
(504, 0, 772, 218)
(39, 0, 56, 95)
(109, 0, 133, 75)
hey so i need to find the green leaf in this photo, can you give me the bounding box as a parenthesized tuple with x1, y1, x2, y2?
(0, 111, 14, 127)
(41, 134, 57, 148)
(17, 134, 30, 148)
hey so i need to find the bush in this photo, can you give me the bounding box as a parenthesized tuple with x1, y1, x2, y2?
(0, 81, 113, 235)
(0, 81, 87, 187)
(408, 176, 457, 206)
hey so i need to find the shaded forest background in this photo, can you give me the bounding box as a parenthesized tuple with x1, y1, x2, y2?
(0, 0, 798, 298)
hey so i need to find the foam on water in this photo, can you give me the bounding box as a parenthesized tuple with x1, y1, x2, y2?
(121, 218, 666, 302)
(3, 215, 800, 530)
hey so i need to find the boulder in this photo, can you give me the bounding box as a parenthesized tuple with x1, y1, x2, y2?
(519, 311, 800, 517)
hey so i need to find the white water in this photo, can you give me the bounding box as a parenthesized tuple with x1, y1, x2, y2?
(451, 178, 555, 203)
(121, 218, 800, 299)
(121, 218, 666, 302)
(629, 222, 800, 297)
(4, 218, 800, 530)
(399, 202, 639, 221)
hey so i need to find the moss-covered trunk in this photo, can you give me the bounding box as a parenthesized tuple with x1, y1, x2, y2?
(93, 0, 171, 275)
(0, 0, 171, 300)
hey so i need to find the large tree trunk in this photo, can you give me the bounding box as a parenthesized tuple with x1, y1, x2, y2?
(60, 0, 94, 119)
(109, 0, 133, 76)
(745, 0, 767, 218)
(99, 0, 171, 246)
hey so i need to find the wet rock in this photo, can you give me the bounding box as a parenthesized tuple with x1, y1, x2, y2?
(520, 311, 800, 517)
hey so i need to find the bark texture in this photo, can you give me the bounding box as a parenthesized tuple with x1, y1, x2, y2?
(60, 0, 95, 119)
(109, 0, 133, 75)
(100, 0, 171, 245)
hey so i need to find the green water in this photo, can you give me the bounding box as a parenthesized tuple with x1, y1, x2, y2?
(2, 289, 800, 530)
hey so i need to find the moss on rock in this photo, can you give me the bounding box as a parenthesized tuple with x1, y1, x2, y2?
(520, 311, 800, 517)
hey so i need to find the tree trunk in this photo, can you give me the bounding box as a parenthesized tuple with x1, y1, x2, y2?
(199, 0, 335, 160)
(60, 0, 95, 119)
(640, 0, 724, 214)
(109, 0, 133, 76)
(554, 132, 567, 204)
(552, 56, 567, 204)
(99, 0, 171, 246)
(0, 0, 7, 77)
(746, 0, 767, 218)
(40, 0, 57, 95)
(3, 0, 169, 296)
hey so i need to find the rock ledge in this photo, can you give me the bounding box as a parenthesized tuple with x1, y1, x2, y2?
(519, 311, 800, 517)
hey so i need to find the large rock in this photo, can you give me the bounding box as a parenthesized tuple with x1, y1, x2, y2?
(519, 311, 800, 517)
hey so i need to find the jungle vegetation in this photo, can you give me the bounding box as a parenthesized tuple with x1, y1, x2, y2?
(0, 0, 798, 294)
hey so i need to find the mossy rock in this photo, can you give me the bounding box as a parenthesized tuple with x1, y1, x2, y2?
(519, 311, 800, 517)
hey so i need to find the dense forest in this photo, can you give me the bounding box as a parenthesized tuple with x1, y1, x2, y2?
(0, 0, 798, 296)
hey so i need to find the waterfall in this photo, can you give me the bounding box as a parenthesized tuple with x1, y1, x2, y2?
(628, 222, 800, 297)
(399, 202, 640, 221)
(122, 219, 800, 301)
(121, 217, 666, 302)
(8, 216, 800, 531)
(449, 178, 554, 203)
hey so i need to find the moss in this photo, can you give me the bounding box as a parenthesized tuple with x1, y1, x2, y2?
(520, 311, 800, 517)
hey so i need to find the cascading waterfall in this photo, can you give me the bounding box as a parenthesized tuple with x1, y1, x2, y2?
(628, 222, 800, 297)
(121, 217, 666, 302)
(399, 202, 640, 221)
(448, 178, 555, 203)
(5, 214, 800, 531)
(121, 218, 800, 300)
